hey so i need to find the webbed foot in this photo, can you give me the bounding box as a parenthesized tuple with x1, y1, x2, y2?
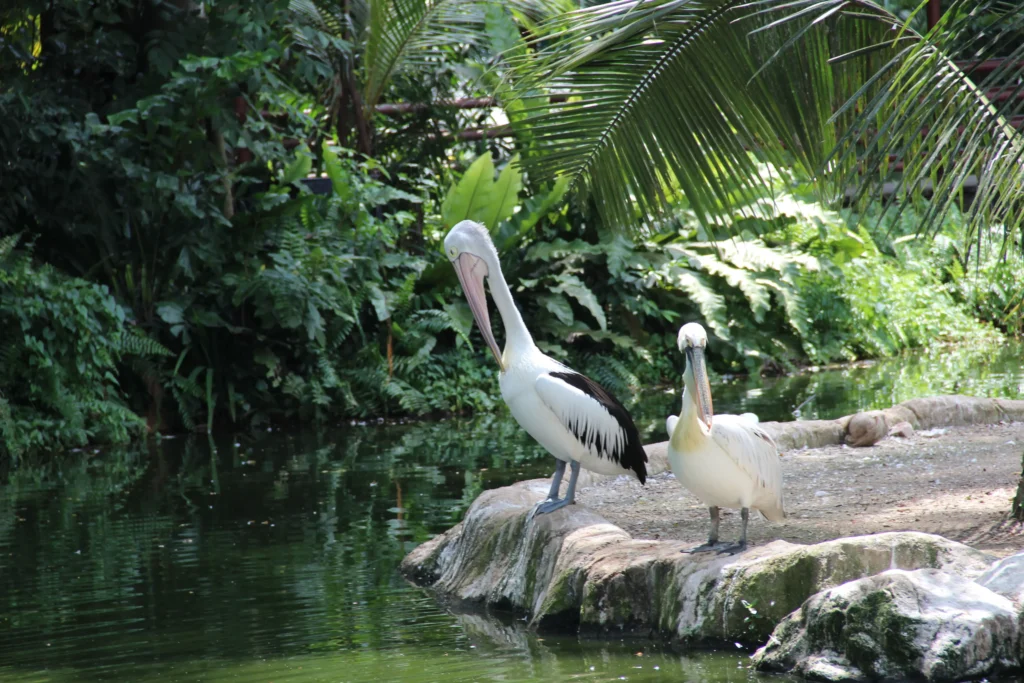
(682, 541, 729, 554)
(715, 541, 748, 556)
(533, 497, 572, 516)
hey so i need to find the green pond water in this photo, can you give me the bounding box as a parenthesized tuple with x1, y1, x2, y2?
(1, 342, 1021, 682)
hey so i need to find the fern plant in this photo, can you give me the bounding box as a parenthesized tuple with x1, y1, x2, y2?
(0, 237, 163, 463)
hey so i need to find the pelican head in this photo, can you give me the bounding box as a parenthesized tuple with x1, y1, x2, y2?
(678, 322, 713, 434)
(444, 220, 503, 369)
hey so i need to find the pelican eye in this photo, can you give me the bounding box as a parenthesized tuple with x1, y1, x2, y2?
(448, 247, 457, 258)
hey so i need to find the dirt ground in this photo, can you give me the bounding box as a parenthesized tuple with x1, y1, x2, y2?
(576, 422, 1024, 558)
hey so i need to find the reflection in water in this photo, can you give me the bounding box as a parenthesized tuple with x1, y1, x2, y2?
(0, 342, 1021, 681)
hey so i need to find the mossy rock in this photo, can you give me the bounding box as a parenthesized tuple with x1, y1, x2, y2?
(754, 568, 1020, 682)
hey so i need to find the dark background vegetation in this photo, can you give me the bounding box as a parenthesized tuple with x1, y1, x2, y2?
(1, 0, 1022, 464)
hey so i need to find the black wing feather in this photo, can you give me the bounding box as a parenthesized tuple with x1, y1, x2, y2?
(549, 371, 648, 484)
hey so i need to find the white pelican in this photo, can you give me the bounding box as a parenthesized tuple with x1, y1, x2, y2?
(444, 220, 647, 514)
(666, 323, 786, 554)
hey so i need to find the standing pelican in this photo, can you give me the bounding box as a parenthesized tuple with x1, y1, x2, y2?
(667, 323, 785, 554)
(444, 220, 647, 514)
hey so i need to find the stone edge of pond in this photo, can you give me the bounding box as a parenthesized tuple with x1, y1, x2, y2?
(401, 393, 1024, 681)
(400, 477, 996, 638)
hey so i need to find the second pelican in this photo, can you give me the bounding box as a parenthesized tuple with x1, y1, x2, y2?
(666, 323, 786, 554)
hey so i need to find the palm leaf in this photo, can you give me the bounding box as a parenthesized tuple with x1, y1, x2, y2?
(362, 0, 491, 112)
(506, 0, 857, 231)
(508, 0, 1024, 248)
(792, 0, 1024, 245)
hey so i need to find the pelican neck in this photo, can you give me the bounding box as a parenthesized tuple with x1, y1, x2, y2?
(486, 263, 535, 356)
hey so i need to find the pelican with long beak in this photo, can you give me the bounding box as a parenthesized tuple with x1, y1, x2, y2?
(666, 323, 786, 554)
(444, 220, 647, 514)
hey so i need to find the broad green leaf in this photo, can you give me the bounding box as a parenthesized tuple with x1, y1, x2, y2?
(540, 294, 574, 326)
(485, 4, 525, 60)
(479, 155, 523, 231)
(441, 154, 497, 228)
(495, 175, 570, 251)
(367, 284, 390, 321)
(281, 143, 313, 185)
(322, 143, 350, 200)
(553, 274, 606, 331)
(156, 302, 184, 325)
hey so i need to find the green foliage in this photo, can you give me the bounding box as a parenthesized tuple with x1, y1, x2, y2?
(0, 239, 151, 463)
(751, 168, 1002, 363)
(0, 0, 1017, 467)
(441, 153, 523, 231)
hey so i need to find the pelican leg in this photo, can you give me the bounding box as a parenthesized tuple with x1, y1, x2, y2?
(684, 506, 729, 553)
(534, 460, 577, 516)
(716, 508, 750, 555)
(545, 460, 567, 500)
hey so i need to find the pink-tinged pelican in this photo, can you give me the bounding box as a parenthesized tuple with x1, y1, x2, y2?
(444, 220, 647, 514)
(666, 323, 786, 553)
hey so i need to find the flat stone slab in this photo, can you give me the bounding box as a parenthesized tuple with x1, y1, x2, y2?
(401, 480, 995, 646)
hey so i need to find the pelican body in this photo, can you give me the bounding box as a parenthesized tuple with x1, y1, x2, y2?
(667, 323, 785, 554)
(445, 220, 647, 514)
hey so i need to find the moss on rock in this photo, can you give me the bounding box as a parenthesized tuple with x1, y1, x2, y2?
(754, 569, 1020, 682)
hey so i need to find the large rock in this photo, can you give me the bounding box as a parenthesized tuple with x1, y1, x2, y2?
(402, 482, 994, 645)
(754, 569, 1020, 682)
(977, 552, 1024, 605)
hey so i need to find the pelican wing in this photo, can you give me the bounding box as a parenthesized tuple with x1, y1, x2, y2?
(666, 415, 679, 438)
(710, 414, 783, 507)
(534, 371, 647, 482)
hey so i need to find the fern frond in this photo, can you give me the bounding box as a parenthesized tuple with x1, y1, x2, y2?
(0, 232, 22, 261)
(665, 267, 730, 341)
(118, 327, 174, 357)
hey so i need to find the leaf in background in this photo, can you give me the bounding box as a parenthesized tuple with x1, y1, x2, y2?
(485, 4, 525, 60)
(831, 231, 867, 263)
(553, 274, 606, 330)
(280, 143, 313, 185)
(479, 154, 523, 231)
(669, 268, 730, 341)
(495, 175, 570, 251)
(156, 302, 185, 326)
(367, 284, 390, 322)
(540, 294, 575, 326)
(441, 154, 497, 228)
(443, 300, 475, 348)
(322, 143, 351, 201)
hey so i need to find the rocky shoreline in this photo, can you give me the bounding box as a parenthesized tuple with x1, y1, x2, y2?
(402, 395, 1024, 681)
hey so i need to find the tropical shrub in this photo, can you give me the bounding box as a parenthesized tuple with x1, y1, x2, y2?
(0, 236, 157, 463)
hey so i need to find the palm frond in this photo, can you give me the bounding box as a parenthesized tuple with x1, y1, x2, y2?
(507, 0, 1024, 246)
(362, 0, 490, 112)
(506, 0, 863, 231)
(778, 0, 1024, 244)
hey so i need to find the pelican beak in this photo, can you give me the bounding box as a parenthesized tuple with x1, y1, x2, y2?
(686, 346, 714, 433)
(451, 252, 504, 370)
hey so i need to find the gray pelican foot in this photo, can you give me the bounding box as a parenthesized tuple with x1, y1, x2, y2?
(534, 497, 572, 515)
(533, 461, 580, 517)
(715, 541, 748, 555)
(683, 541, 732, 554)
